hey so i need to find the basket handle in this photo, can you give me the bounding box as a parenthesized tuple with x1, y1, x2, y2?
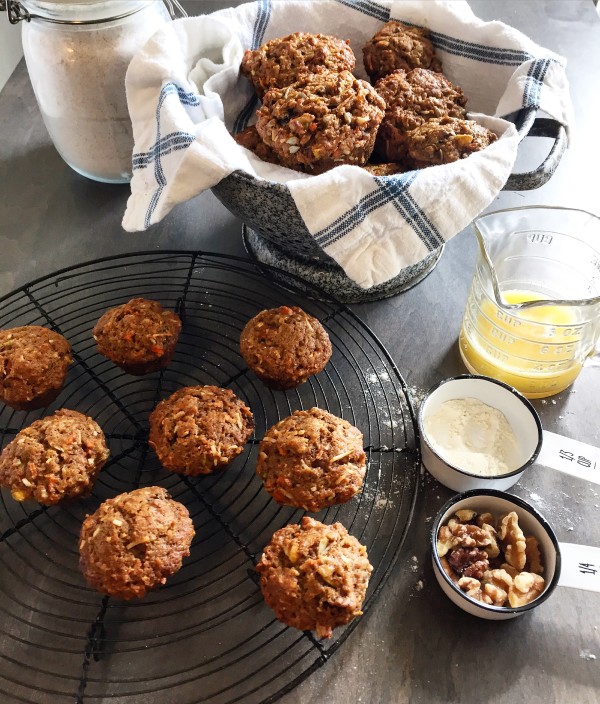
(502, 108, 568, 191)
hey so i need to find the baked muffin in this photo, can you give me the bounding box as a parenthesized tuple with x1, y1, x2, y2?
(256, 70, 386, 175)
(79, 486, 194, 599)
(149, 385, 254, 476)
(257, 408, 366, 512)
(407, 115, 498, 166)
(256, 516, 373, 638)
(241, 32, 356, 98)
(93, 298, 182, 376)
(362, 162, 408, 177)
(234, 125, 284, 167)
(240, 306, 332, 389)
(0, 326, 72, 411)
(363, 20, 442, 83)
(0, 409, 109, 505)
(375, 68, 467, 162)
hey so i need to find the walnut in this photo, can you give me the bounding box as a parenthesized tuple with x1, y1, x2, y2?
(440, 556, 459, 583)
(479, 523, 500, 559)
(508, 572, 545, 607)
(451, 522, 493, 549)
(457, 576, 481, 598)
(525, 535, 544, 575)
(498, 512, 526, 570)
(483, 582, 508, 606)
(476, 512, 495, 529)
(482, 568, 514, 592)
(437, 525, 455, 557)
(454, 509, 477, 523)
(448, 547, 489, 579)
(501, 563, 520, 579)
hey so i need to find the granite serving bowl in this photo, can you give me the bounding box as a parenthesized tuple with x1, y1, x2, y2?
(431, 490, 561, 620)
(212, 172, 443, 303)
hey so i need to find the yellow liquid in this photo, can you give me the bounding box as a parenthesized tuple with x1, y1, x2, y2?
(459, 289, 584, 398)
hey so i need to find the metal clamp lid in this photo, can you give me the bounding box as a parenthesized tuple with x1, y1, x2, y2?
(0, 0, 187, 24)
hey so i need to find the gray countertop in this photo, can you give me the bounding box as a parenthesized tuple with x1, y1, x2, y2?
(1, 1, 599, 703)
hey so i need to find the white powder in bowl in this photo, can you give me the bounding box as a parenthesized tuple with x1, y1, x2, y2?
(423, 397, 519, 476)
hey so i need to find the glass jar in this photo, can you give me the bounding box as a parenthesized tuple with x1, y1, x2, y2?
(16, 0, 176, 183)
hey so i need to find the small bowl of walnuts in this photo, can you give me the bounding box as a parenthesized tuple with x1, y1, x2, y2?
(431, 489, 561, 620)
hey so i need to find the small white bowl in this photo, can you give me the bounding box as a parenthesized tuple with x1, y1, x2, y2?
(418, 375, 542, 492)
(431, 489, 561, 620)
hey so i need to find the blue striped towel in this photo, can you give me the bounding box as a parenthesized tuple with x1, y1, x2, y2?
(122, 0, 573, 289)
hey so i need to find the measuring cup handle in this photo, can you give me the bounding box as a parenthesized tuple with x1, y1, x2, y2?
(502, 113, 568, 191)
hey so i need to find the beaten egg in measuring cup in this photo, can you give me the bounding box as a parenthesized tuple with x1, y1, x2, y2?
(458, 207, 600, 399)
(459, 289, 586, 398)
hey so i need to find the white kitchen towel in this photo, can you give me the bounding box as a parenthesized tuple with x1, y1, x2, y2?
(122, 0, 573, 289)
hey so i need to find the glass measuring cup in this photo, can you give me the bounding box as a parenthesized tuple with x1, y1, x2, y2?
(459, 206, 600, 398)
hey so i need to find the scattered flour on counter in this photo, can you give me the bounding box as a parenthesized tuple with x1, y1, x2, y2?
(579, 650, 597, 661)
(529, 492, 543, 503)
(423, 397, 519, 476)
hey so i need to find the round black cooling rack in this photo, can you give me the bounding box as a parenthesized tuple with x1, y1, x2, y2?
(0, 251, 420, 704)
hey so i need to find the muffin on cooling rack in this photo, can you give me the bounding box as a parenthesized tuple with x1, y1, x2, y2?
(240, 306, 332, 389)
(0, 325, 72, 411)
(363, 20, 442, 83)
(257, 516, 373, 639)
(406, 115, 498, 166)
(92, 298, 182, 376)
(241, 31, 356, 98)
(257, 408, 366, 512)
(374, 68, 467, 163)
(149, 385, 254, 476)
(79, 486, 194, 600)
(256, 70, 386, 175)
(0, 409, 109, 505)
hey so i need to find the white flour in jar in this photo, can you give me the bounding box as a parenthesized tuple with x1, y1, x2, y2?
(21, 1, 169, 182)
(423, 397, 519, 476)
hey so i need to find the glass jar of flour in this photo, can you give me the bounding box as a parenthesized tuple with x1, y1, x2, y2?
(10, 1, 183, 183)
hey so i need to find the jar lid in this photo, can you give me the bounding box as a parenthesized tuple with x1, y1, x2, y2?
(19, 0, 156, 24)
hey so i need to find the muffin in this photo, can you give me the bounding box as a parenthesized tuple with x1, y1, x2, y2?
(241, 32, 356, 98)
(362, 162, 408, 177)
(0, 325, 72, 411)
(79, 486, 194, 599)
(407, 116, 498, 166)
(256, 70, 386, 175)
(149, 385, 254, 476)
(0, 409, 109, 505)
(374, 68, 467, 162)
(256, 516, 373, 639)
(240, 306, 332, 389)
(92, 298, 182, 376)
(234, 125, 284, 166)
(363, 20, 442, 83)
(257, 408, 366, 512)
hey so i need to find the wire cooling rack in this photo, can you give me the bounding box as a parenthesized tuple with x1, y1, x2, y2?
(0, 251, 419, 704)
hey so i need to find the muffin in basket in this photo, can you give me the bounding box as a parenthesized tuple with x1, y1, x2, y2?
(257, 408, 366, 512)
(256, 70, 386, 175)
(374, 67, 467, 162)
(149, 385, 254, 476)
(92, 298, 181, 376)
(0, 325, 72, 411)
(240, 306, 332, 389)
(0, 409, 109, 505)
(363, 20, 442, 83)
(257, 516, 373, 639)
(241, 31, 356, 98)
(79, 486, 194, 599)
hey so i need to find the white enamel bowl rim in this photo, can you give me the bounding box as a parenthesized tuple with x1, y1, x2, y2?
(417, 374, 543, 482)
(431, 488, 562, 615)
